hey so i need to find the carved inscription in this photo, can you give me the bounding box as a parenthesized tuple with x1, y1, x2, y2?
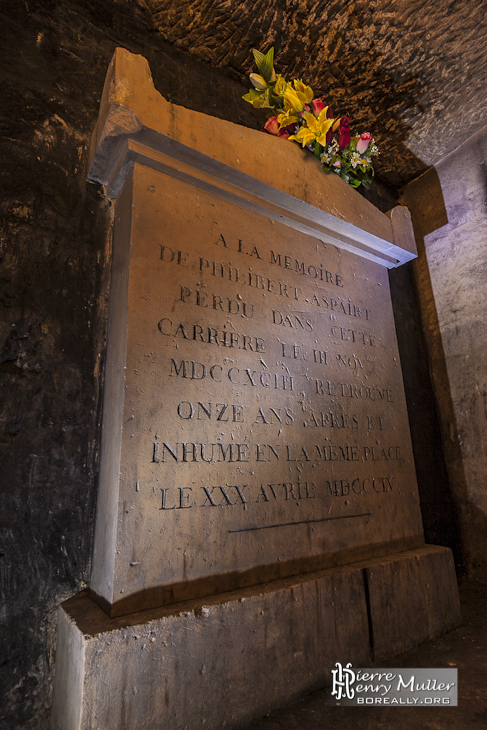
(149, 228, 407, 531)
(153, 441, 401, 464)
(160, 476, 394, 511)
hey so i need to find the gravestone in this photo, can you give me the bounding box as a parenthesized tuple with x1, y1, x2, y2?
(51, 48, 460, 730)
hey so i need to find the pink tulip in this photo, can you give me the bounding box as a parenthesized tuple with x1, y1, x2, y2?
(312, 98, 325, 116)
(357, 132, 372, 154)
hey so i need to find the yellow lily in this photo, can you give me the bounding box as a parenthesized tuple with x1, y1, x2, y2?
(274, 74, 287, 97)
(293, 79, 314, 106)
(289, 126, 316, 147)
(283, 86, 305, 112)
(289, 110, 337, 148)
(277, 108, 300, 129)
(312, 109, 336, 145)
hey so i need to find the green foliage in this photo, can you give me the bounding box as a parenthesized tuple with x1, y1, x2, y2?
(252, 47, 275, 82)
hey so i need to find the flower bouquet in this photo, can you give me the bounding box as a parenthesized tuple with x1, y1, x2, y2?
(243, 48, 379, 189)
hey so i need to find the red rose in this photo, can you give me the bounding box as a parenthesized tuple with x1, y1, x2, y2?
(338, 117, 351, 149)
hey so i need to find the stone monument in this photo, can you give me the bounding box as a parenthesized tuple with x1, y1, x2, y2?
(51, 48, 460, 729)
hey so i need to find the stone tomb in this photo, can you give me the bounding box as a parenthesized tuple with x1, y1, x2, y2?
(51, 49, 460, 729)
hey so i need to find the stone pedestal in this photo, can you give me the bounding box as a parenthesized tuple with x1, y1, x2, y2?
(51, 547, 459, 730)
(51, 48, 460, 729)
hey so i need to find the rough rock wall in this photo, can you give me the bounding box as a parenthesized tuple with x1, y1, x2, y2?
(401, 127, 487, 578)
(0, 2, 263, 727)
(146, 0, 487, 187)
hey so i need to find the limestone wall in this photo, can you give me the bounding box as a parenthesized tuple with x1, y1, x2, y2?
(402, 126, 487, 578)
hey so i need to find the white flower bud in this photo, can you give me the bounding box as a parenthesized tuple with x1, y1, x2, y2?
(249, 73, 267, 90)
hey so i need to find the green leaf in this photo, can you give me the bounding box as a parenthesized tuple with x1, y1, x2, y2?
(242, 89, 263, 104)
(252, 48, 266, 71)
(269, 92, 284, 111)
(253, 47, 275, 82)
(261, 47, 275, 81)
(259, 88, 276, 109)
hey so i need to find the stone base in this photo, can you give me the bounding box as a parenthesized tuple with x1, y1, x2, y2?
(51, 546, 460, 730)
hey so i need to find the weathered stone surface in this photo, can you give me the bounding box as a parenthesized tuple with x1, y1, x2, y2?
(94, 166, 424, 614)
(51, 546, 459, 730)
(87, 50, 424, 617)
(365, 545, 461, 660)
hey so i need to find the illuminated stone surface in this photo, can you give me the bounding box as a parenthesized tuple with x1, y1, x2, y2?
(87, 50, 424, 616)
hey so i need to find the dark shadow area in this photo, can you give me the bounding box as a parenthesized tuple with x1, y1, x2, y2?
(389, 255, 464, 568)
(396, 167, 472, 575)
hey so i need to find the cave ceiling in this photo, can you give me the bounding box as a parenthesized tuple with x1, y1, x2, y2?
(142, 0, 487, 188)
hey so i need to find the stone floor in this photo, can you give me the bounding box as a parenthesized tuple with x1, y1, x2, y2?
(244, 579, 487, 729)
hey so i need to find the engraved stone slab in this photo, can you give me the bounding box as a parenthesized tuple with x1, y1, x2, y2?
(86, 49, 425, 616)
(90, 154, 423, 616)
